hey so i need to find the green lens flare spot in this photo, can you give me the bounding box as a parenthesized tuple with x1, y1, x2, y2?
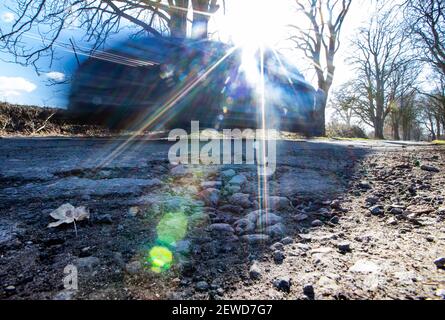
(156, 212, 188, 247)
(148, 246, 173, 272)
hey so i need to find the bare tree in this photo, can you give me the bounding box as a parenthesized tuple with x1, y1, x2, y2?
(387, 60, 421, 140)
(399, 91, 418, 140)
(0, 0, 222, 71)
(399, 0, 445, 140)
(418, 95, 440, 140)
(348, 7, 412, 139)
(426, 72, 445, 138)
(328, 81, 357, 126)
(404, 0, 445, 76)
(289, 0, 352, 136)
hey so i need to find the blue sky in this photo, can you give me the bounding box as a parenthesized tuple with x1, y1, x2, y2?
(0, 6, 74, 107)
(0, 51, 73, 107)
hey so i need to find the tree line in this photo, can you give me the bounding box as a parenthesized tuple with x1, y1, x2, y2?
(329, 0, 445, 140)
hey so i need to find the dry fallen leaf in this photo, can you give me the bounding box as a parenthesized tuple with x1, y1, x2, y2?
(48, 203, 90, 228)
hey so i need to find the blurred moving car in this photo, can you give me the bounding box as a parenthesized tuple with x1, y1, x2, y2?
(68, 37, 321, 135)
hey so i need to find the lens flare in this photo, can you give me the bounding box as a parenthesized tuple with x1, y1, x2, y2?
(218, 0, 291, 49)
(147, 246, 173, 273)
(156, 212, 188, 247)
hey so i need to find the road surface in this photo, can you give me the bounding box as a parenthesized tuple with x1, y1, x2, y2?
(0, 137, 443, 300)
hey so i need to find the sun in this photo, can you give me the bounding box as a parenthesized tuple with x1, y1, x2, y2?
(217, 0, 292, 49)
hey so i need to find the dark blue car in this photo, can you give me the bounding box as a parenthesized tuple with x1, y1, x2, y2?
(69, 37, 319, 134)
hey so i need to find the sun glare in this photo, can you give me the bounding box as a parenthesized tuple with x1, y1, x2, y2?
(219, 0, 291, 48)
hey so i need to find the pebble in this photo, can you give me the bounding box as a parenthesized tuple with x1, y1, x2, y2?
(365, 196, 379, 205)
(436, 289, 445, 299)
(420, 165, 440, 173)
(303, 284, 315, 298)
(295, 214, 309, 222)
(195, 281, 209, 292)
(201, 181, 222, 189)
(317, 207, 332, 218)
(330, 216, 340, 224)
(221, 169, 236, 179)
(311, 220, 323, 227)
(128, 207, 140, 217)
(273, 250, 285, 264)
(234, 219, 256, 236)
(226, 185, 241, 194)
(264, 223, 286, 238)
(349, 260, 380, 273)
(330, 200, 342, 210)
(249, 262, 262, 280)
(273, 276, 291, 293)
(389, 207, 404, 215)
(281, 237, 294, 245)
(270, 242, 285, 251)
(125, 261, 142, 274)
(255, 212, 283, 227)
(359, 181, 372, 190)
(434, 257, 445, 269)
(297, 243, 311, 251)
(299, 234, 312, 243)
(5, 285, 16, 293)
(338, 242, 351, 253)
(387, 217, 398, 225)
(228, 174, 247, 186)
(229, 193, 252, 209)
(369, 205, 383, 216)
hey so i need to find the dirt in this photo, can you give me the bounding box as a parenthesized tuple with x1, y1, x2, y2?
(0, 137, 444, 300)
(0, 103, 113, 137)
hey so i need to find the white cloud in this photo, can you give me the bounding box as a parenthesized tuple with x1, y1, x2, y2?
(0, 77, 37, 98)
(1, 12, 15, 23)
(45, 71, 66, 82)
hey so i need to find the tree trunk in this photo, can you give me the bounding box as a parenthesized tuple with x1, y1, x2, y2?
(430, 115, 437, 140)
(314, 89, 327, 136)
(402, 123, 411, 141)
(191, 14, 209, 39)
(169, 0, 189, 38)
(401, 104, 413, 141)
(442, 119, 445, 139)
(191, 0, 211, 39)
(392, 119, 400, 140)
(374, 118, 384, 140)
